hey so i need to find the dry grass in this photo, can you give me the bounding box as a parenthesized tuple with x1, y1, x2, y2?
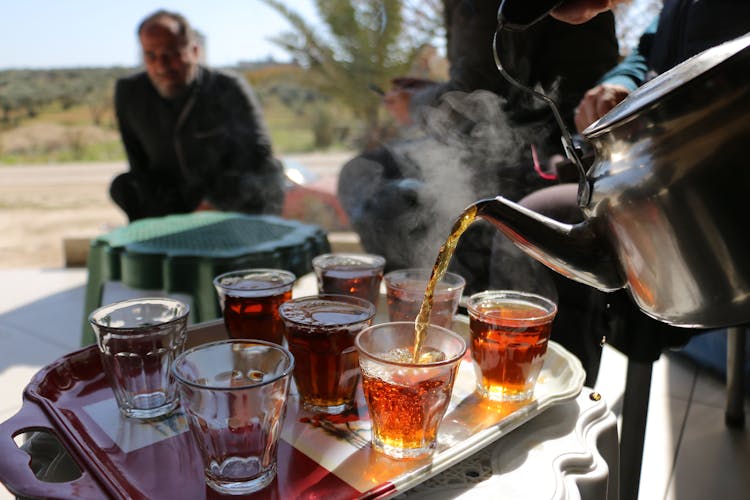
(1, 123, 119, 155)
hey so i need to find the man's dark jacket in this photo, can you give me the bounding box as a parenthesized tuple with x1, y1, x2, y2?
(114, 66, 285, 216)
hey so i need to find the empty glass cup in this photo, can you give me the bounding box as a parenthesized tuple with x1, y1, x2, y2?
(173, 339, 294, 495)
(89, 297, 189, 419)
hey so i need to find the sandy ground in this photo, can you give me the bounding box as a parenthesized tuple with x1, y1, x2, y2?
(0, 152, 352, 269)
(0, 162, 127, 269)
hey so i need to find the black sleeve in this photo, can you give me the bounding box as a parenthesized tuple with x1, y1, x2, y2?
(115, 79, 152, 178)
(501, 12, 620, 156)
(411, 0, 505, 111)
(205, 74, 285, 214)
(527, 12, 620, 128)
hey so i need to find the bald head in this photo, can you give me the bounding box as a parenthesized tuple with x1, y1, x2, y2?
(137, 10, 200, 98)
(138, 10, 194, 45)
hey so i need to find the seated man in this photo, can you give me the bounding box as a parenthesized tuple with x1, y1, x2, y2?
(110, 9, 285, 221)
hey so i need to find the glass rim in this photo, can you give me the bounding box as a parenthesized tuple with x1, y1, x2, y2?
(279, 293, 377, 326)
(383, 268, 466, 292)
(355, 321, 467, 368)
(172, 339, 295, 391)
(466, 290, 557, 324)
(88, 297, 190, 333)
(312, 252, 386, 269)
(212, 268, 296, 291)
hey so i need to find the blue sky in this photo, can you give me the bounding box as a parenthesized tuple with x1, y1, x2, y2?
(0, 0, 319, 70)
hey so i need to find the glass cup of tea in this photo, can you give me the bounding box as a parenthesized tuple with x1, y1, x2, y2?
(88, 297, 189, 419)
(312, 252, 386, 306)
(383, 268, 466, 328)
(213, 269, 296, 344)
(466, 290, 557, 402)
(172, 339, 294, 495)
(279, 294, 376, 414)
(355, 321, 466, 459)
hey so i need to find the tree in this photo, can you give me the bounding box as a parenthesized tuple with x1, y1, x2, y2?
(260, 0, 442, 149)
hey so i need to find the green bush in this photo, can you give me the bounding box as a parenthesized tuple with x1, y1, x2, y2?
(311, 107, 335, 149)
(0, 140, 124, 164)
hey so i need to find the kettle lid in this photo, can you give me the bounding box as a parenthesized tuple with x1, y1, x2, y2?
(584, 32, 750, 137)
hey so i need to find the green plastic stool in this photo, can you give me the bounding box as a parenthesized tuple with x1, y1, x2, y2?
(81, 211, 330, 345)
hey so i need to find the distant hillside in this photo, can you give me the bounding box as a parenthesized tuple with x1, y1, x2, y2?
(0, 67, 133, 126)
(0, 64, 356, 163)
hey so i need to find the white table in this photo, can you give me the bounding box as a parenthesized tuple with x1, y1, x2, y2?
(397, 389, 619, 500)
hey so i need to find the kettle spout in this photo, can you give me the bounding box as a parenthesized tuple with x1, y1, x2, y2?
(475, 196, 625, 292)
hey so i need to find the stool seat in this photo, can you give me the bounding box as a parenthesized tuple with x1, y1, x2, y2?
(81, 212, 330, 345)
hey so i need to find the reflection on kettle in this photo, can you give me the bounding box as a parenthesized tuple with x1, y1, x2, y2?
(477, 32, 750, 328)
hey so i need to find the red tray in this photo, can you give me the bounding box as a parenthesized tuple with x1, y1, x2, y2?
(0, 319, 584, 499)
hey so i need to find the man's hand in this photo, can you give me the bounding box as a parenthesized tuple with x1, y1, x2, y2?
(194, 199, 216, 212)
(551, 0, 626, 24)
(574, 83, 631, 133)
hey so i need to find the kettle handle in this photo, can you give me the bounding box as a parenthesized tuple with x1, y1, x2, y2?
(491, 29, 592, 207)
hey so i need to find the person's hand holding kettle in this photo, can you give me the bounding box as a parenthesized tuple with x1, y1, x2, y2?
(574, 83, 631, 133)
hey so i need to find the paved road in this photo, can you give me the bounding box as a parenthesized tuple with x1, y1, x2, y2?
(0, 161, 125, 188)
(0, 151, 354, 187)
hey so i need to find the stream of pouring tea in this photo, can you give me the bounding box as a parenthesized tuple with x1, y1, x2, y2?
(411, 23, 543, 361)
(411, 24, 508, 362)
(412, 204, 478, 361)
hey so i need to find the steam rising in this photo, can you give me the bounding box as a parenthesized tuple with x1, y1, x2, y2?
(408, 89, 557, 299)
(340, 87, 561, 300)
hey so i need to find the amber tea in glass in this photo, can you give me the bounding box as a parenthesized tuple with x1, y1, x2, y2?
(467, 290, 557, 402)
(213, 269, 296, 345)
(313, 253, 386, 306)
(280, 294, 376, 414)
(355, 321, 466, 459)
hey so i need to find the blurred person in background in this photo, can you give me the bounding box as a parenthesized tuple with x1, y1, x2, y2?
(110, 9, 285, 222)
(337, 0, 619, 295)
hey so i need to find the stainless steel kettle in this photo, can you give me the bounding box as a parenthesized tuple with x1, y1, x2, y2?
(476, 32, 750, 328)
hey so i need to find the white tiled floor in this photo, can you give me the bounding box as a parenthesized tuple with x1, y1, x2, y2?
(0, 268, 748, 499)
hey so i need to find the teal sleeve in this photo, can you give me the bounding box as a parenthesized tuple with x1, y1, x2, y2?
(599, 17, 659, 90)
